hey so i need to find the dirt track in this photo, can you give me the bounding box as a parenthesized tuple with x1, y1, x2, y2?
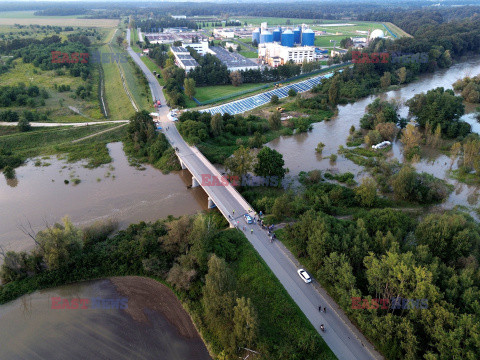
(110, 276, 200, 339)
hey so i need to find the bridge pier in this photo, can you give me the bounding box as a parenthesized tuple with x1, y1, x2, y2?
(192, 176, 200, 188)
(207, 197, 216, 209)
(179, 159, 186, 170)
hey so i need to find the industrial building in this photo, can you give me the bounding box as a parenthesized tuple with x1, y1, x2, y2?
(259, 43, 316, 66)
(185, 40, 210, 56)
(213, 28, 235, 39)
(301, 29, 315, 46)
(144, 30, 204, 45)
(210, 46, 260, 71)
(281, 30, 294, 47)
(170, 47, 199, 72)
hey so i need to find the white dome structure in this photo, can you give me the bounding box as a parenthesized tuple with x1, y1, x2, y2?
(369, 29, 384, 40)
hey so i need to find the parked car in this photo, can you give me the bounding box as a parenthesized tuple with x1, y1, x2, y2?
(297, 269, 312, 283)
(243, 214, 253, 224)
(372, 141, 391, 150)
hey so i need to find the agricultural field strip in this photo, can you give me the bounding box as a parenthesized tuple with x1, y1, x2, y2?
(108, 29, 139, 112)
(200, 73, 333, 115)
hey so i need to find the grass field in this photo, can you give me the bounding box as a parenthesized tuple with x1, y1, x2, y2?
(140, 55, 166, 86)
(0, 12, 118, 27)
(0, 59, 104, 121)
(314, 35, 348, 47)
(239, 50, 258, 58)
(0, 123, 124, 167)
(194, 83, 266, 103)
(0, 11, 82, 19)
(100, 28, 137, 119)
(311, 21, 385, 35)
(235, 17, 326, 26)
(108, 30, 151, 112)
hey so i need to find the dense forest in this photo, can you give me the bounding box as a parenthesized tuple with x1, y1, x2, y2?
(4, 1, 479, 20)
(135, 16, 199, 31)
(235, 168, 480, 359)
(315, 11, 480, 117)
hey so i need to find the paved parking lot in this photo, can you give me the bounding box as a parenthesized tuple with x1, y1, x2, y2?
(200, 72, 334, 115)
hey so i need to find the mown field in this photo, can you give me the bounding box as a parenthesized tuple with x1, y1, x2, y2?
(239, 50, 258, 58)
(194, 83, 266, 103)
(0, 10, 117, 27)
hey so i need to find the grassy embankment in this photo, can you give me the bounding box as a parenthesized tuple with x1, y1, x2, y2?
(0, 124, 126, 168)
(100, 28, 137, 120)
(108, 27, 151, 112)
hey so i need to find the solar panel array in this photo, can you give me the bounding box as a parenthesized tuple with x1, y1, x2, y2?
(200, 72, 334, 116)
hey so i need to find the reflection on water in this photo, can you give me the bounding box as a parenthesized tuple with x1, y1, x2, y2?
(0, 279, 211, 360)
(0, 142, 207, 255)
(268, 57, 480, 211)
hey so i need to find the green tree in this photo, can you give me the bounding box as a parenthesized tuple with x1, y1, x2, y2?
(355, 177, 377, 207)
(17, 118, 31, 132)
(210, 113, 224, 137)
(184, 78, 196, 99)
(406, 87, 467, 138)
(233, 297, 258, 348)
(315, 142, 325, 155)
(203, 254, 236, 350)
(380, 71, 391, 89)
(254, 146, 286, 181)
(225, 145, 254, 178)
(396, 67, 407, 84)
(270, 95, 279, 104)
(415, 213, 479, 264)
(268, 110, 281, 130)
(35, 216, 83, 270)
(288, 88, 297, 97)
(328, 77, 339, 105)
(230, 71, 242, 87)
(248, 131, 265, 148)
(161, 215, 193, 255)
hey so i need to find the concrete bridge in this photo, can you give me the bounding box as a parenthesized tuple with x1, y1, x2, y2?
(126, 28, 382, 360)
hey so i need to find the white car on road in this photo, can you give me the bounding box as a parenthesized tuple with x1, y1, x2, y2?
(297, 269, 312, 283)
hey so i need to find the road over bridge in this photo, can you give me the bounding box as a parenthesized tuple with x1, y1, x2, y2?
(126, 28, 383, 360)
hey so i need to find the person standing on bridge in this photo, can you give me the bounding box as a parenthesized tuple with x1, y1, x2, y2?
(250, 228, 253, 234)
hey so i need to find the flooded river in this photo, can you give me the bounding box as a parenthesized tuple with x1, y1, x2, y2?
(0, 142, 207, 254)
(0, 277, 211, 360)
(2, 59, 480, 256)
(269, 57, 480, 211)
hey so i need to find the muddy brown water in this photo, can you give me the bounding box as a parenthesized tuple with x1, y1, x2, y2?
(0, 142, 207, 255)
(0, 278, 211, 360)
(269, 57, 480, 211)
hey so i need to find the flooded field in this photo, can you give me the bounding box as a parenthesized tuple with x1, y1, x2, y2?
(269, 57, 480, 211)
(0, 142, 207, 254)
(0, 277, 211, 360)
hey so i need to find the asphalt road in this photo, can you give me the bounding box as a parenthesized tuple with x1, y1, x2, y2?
(126, 28, 382, 360)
